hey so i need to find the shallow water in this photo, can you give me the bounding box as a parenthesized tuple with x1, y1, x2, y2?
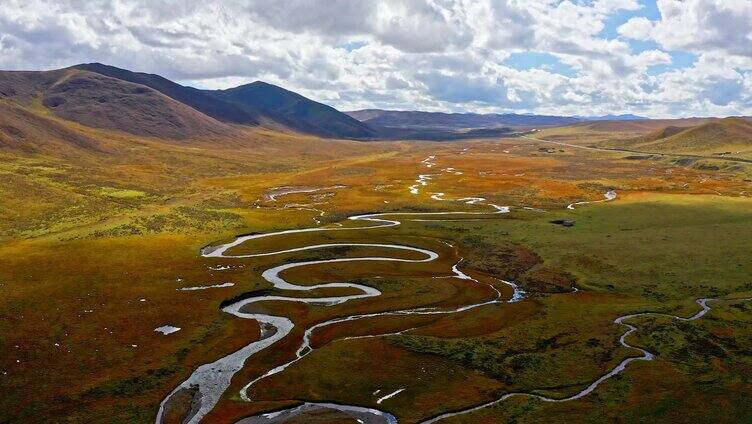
(154, 325, 181, 335)
(157, 199, 512, 424)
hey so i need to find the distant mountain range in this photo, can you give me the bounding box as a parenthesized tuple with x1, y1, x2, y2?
(346, 109, 649, 136)
(74, 63, 380, 139)
(346, 109, 581, 129)
(576, 114, 648, 121)
(2, 63, 730, 144)
(0, 63, 376, 140)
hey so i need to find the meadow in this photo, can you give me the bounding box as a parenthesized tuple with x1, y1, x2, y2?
(1, 124, 751, 423)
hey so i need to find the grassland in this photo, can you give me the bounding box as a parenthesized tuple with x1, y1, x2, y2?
(532, 117, 752, 166)
(1, 118, 751, 423)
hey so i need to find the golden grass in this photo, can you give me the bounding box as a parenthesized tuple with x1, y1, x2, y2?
(2, 112, 751, 423)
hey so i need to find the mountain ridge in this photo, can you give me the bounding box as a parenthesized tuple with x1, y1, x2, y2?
(210, 81, 377, 138)
(2, 63, 748, 144)
(0, 68, 239, 140)
(0, 63, 376, 140)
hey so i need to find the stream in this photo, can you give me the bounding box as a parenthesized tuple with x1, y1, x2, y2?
(156, 185, 748, 424)
(157, 199, 512, 424)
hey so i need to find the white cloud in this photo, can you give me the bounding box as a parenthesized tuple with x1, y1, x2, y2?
(618, 17, 654, 40)
(631, 0, 752, 58)
(663, 0, 752, 56)
(0, 0, 749, 118)
(632, 50, 672, 69)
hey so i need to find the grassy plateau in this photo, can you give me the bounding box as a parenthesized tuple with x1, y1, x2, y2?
(1, 109, 751, 424)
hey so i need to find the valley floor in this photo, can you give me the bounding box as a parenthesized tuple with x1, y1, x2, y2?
(2, 129, 752, 423)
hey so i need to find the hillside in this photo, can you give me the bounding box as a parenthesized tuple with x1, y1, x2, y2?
(642, 125, 687, 141)
(75, 63, 376, 139)
(567, 118, 712, 134)
(72, 63, 263, 125)
(1, 63, 378, 140)
(528, 117, 722, 152)
(0, 68, 239, 140)
(634, 117, 752, 155)
(0, 100, 110, 155)
(45, 72, 236, 139)
(211, 82, 377, 138)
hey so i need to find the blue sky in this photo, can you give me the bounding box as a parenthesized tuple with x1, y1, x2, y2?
(504, 2, 696, 81)
(1, 0, 750, 118)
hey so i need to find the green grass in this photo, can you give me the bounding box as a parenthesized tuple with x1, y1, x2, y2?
(99, 187, 147, 198)
(450, 194, 752, 303)
(2, 120, 751, 424)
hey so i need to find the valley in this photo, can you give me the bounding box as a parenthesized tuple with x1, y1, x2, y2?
(1, 65, 752, 424)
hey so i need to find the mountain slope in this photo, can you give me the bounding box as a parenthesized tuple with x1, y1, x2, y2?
(211, 82, 377, 138)
(566, 118, 712, 134)
(44, 71, 235, 139)
(75, 63, 376, 138)
(0, 100, 110, 155)
(72, 63, 262, 125)
(0, 69, 69, 102)
(0, 68, 236, 140)
(637, 117, 752, 154)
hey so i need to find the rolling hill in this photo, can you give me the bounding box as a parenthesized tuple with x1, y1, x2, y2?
(633, 117, 752, 155)
(562, 118, 713, 134)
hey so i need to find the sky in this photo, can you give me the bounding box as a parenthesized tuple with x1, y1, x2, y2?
(1, 0, 751, 118)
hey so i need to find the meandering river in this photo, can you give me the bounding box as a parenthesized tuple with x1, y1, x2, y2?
(157, 198, 513, 423)
(156, 187, 749, 424)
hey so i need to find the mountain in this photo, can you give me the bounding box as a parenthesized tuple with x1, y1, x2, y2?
(72, 63, 262, 126)
(0, 63, 376, 140)
(5, 63, 743, 145)
(210, 82, 377, 138)
(0, 99, 110, 156)
(347, 109, 581, 129)
(347, 109, 654, 129)
(578, 114, 648, 121)
(0, 68, 236, 139)
(74, 63, 376, 138)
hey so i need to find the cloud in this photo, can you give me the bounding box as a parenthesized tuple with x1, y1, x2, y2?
(622, 0, 752, 59)
(243, 0, 473, 53)
(703, 77, 743, 106)
(618, 17, 654, 40)
(632, 50, 672, 69)
(417, 72, 511, 105)
(0, 0, 749, 118)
